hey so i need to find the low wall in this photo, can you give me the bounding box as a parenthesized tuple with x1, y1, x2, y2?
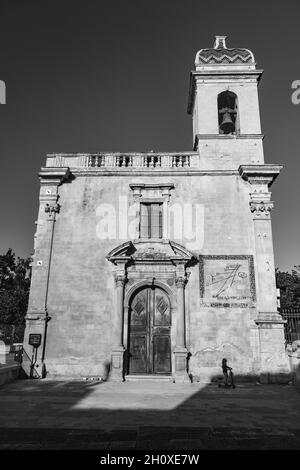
(290, 357, 300, 391)
(0, 364, 20, 386)
(287, 342, 300, 391)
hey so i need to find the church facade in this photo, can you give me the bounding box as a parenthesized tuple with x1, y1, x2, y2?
(24, 36, 289, 383)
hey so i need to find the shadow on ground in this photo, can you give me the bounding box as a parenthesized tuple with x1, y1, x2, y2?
(0, 374, 300, 450)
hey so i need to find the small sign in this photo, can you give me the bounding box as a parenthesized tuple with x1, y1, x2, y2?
(29, 334, 42, 348)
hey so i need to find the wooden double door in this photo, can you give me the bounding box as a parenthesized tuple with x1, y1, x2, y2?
(128, 286, 171, 375)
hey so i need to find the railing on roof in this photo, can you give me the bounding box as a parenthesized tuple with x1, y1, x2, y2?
(45, 152, 199, 169)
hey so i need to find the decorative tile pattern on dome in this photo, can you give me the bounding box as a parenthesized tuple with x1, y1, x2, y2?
(197, 47, 254, 64)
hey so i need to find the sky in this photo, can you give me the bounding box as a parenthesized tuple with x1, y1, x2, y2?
(0, 0, 299, 271)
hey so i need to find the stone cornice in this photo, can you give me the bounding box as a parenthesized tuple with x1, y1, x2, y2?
(238, 164, 283, 187)
(191, 69, 264, 78)
(195, 134, 264, 140)
(129, 183, 175, 190)
(194, 134, 264, 149)
(255, 312, 287, 325)
(129, 183, 175, 202)
(106, 241, 135, 265)
(70, 169, 239, 177)
(39, 167, 71, 186)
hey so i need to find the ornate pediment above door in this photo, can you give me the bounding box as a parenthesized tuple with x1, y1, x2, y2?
(106, 240, 197, 267)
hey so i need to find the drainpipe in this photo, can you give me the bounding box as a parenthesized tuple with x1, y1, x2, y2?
(41, 201, 60, 378)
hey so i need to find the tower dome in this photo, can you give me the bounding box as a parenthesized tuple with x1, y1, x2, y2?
(195, 36, 256, 71)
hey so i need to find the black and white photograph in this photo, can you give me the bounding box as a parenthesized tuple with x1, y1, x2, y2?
(0, 0, 300, 458)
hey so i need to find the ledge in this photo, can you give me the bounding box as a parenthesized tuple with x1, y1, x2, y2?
(239, 164, 283, 186)
(195, 134, 264, 140)
(71, 169, 239, 177)
(39, 167, 71, 185)
(0, 364, 20, 386)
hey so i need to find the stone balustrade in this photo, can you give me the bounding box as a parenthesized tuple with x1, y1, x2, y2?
(45, 152, 199, 169)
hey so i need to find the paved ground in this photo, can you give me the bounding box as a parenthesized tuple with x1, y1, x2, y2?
(0, 378, 300, 449)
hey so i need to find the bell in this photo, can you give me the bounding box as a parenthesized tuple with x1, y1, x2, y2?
(219, 108, 235, 134)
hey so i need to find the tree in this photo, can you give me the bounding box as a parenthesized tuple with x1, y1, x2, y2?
(0, 249, 31, 343)
(276, 266, 300, 309)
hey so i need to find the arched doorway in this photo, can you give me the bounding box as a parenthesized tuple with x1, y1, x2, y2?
(127, 286, 171, 375)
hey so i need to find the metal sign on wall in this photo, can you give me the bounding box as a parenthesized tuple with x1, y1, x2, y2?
(29, 333, 42, 348)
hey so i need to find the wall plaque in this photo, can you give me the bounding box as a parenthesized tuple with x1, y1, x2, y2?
(199, 255, 256, 307)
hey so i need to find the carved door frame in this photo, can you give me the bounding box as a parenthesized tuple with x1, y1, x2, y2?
(124, 280, 176, 376)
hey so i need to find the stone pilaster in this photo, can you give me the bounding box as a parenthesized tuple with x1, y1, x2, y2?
(24, 167, 70, 378)
(173, 272, 190, 383)
(109, 268, 127, 381)
(239, 165, 290, 382)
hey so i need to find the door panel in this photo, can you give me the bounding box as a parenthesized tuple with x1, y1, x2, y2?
(153, 335, 171, 373)
(128, 287, 171, 375)
(154, 291, 171, 326)
(129, 335, 147, 373)
(131, 290, 147, 326)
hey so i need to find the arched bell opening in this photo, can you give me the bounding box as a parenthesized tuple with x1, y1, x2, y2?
(217, 91, 239, 135)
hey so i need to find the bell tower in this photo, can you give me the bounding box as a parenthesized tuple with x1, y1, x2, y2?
(187, 36, 290, 383)
(188, 35, 264, 165)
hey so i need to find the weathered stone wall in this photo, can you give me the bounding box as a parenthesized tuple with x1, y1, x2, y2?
(26, 171, 260, 378)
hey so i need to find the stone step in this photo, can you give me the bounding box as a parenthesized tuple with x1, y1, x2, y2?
(125, 374, 174, 382)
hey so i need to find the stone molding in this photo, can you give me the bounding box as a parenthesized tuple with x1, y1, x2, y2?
(129, 183, 175, 203)
(39, 167, 71, 186)
(25, 313, 47, 322)
(114, 273, 127, 287)
(38, 168, 70, 218)
(66, 169, 240, 177)
(239, 164, 282, 219)
(106, 240, 197, 268)
(250, 200, 274, 219)
(255, 312, 287, 325)
(44, 202, 60, 215)
(175, 276, 187, 288)
(195, 133, 264, 140)
(239, 164, 283, 187)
